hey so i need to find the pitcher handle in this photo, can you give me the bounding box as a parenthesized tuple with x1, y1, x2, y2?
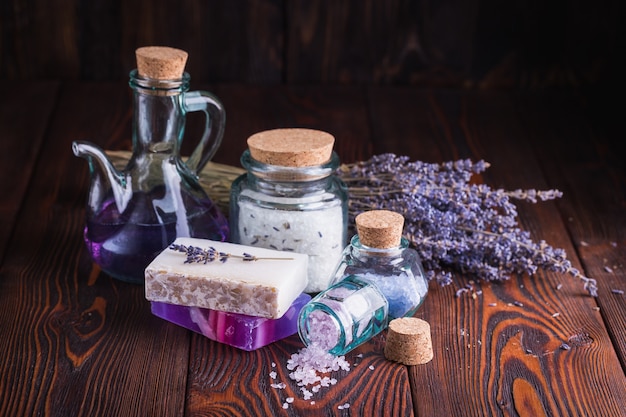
(182, 90, 226, 175)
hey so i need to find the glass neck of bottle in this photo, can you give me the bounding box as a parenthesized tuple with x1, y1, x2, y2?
(350, 235, 409, 261)
(129, 69, 190, 155)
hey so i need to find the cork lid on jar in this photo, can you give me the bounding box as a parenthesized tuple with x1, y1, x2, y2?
(136, 46, 188, 80)
(355, 210, 404, 249)
(247, 128, 335, 167)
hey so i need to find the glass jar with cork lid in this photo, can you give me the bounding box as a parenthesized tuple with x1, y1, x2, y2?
(229, 128, 348, 293)
(297, 210, 429, 355)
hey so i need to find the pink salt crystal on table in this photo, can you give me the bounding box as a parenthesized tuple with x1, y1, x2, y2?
(151, 293, 311, 351)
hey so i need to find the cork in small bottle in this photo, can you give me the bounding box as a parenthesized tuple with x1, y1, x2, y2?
(355, 210, 404, 249)
(136, 46, 188, 80)
(384, 317, 433, 365)
(247, 128, 335, 167)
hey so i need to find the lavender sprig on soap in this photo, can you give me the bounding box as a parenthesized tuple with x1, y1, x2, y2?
(169, 243, 293, 263)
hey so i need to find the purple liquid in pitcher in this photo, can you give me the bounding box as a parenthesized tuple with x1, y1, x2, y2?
(84, 190, 229, 284)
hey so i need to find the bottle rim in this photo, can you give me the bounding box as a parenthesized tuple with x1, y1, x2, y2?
(241, 149, 340, 182)
(298, 302, 347, 353)
(129, 69, 191, 94)
(350, 234, 409, 255)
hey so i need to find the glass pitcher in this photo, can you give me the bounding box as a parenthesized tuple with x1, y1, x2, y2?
(73, 63, 229, 284)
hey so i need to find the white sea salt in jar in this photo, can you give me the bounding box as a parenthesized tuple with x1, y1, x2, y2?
(229, 128, 348, 293)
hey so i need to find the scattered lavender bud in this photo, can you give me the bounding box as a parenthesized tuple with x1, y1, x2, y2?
(455, 288, 469, 298)
(560, 343, 571, 350)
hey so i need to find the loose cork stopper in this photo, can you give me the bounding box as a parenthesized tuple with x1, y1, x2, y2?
(355, 210, 404, 248)
(136, 46, 188, 80)
(247, 128, 335, 167)
(384, 317, 433, 365)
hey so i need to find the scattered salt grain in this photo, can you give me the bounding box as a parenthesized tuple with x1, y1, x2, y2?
(269, 342, 351, 407)
(604, 266, 614, 273)
(338, 403, 351, 410)
(369, 365, 375, 370)
(611, 289, 624, 295)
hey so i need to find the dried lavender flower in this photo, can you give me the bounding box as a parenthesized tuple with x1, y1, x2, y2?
(169, 244, 293, 263)
(338, 154, 597, 296)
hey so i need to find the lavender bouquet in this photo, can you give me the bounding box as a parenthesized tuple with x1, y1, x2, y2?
(340, 154, 597, 296)
(107, 150, 597, 296)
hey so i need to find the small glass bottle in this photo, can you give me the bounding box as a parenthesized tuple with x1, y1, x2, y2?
(298, 210, 429, 355)
(73, 46, 229, 284)
(229, 128, 348, 293)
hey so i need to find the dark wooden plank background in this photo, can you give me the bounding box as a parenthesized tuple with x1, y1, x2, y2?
(1, 1, 624, 416)
(1, 0, 620, 90)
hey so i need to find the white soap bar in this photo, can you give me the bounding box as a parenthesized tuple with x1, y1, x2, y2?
(145, 237, 308, 319)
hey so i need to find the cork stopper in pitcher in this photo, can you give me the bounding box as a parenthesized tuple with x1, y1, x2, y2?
(247, 128, 335, 167)
(355, 210, 404, 249)
(136, 46, 188, 80)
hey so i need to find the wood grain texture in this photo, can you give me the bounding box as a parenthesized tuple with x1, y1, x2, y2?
(1, 1, 619, 87)
(514, 93, 626, 369)
(0, 81, 58, 261)
(187, 334, 413, 416)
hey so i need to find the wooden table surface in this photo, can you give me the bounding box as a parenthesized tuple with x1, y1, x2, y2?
(0, 81, 624, 417)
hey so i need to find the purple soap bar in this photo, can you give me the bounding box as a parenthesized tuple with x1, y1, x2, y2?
(151, 293, 311, 351)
